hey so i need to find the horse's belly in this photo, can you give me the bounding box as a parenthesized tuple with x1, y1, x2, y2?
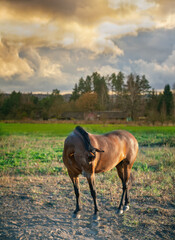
(95, 159, 119, 173)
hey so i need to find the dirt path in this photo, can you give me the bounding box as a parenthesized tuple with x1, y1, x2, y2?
(0, 175, 174, 240)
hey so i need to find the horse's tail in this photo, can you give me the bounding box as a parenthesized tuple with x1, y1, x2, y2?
(128, 173, 135, 190)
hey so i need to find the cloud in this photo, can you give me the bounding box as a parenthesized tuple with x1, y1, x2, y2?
(123, 49, 175, 89)
(108, 0, 156, 11)
(0, 38, 33, 79)
(20, 48, 63, 79)
(0, 0, 114, 25)
(0, 0, 174, 57)
(0, 39, 63, 82)
(39, 58, 62, 78)
(0, 0, 175, 92)
(94, 65, 120, 76)
(98, 22, 138, 38)
(77, 67, 88, 72)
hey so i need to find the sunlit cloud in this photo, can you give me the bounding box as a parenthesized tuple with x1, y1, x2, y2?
(108, 0, 156, 11)
(0, 0, 174, 92)
(95, 65, 120, 76)
(0, 39, 33, 79)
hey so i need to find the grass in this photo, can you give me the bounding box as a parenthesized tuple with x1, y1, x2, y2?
(0, 122, 175, 176)
(1, 136, 174, 209)
(0, 135, 65, 175)
(0, 122, 174, 239)
(0, 122, 175, 146)
(0, 123, 174, 199)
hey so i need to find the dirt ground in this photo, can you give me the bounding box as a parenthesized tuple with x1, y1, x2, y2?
(0, 173, 174, 240)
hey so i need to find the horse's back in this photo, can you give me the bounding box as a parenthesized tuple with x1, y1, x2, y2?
(94, 130, 138, 173)
(105, 130, 138, 148)
(105, 130, 138, 159)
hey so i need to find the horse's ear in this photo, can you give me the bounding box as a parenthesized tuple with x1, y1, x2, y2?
(95, 148, 104, 153)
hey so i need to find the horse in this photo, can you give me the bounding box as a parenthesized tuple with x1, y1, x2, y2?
(63, 126, 138, 220)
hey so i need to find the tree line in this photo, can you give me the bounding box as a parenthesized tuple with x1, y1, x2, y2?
(0, 71, 174, 122)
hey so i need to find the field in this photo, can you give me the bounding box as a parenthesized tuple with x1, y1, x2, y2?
(0, 123, 175, 239)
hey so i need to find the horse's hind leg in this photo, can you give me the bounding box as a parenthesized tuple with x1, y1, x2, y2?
(116, 160, 132, 214)
(69, 171, 81, 218)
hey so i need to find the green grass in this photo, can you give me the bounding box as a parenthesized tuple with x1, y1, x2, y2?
(0, 138, 174, 181)
(0, 122, 175, 146)
(0, 122, 175, 177)
(0, 123, 75, 136)
(0, 135, 65, 175)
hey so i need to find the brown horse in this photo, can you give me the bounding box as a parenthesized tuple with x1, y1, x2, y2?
(63, 126, 138, 219)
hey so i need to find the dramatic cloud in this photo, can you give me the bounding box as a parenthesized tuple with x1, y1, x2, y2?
(0, 0, 175, 92)
(19, 48, 62, 79)
(0, 39, 33, 79)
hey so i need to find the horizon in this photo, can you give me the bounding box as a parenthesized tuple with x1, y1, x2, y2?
(2, 88, 166, 95)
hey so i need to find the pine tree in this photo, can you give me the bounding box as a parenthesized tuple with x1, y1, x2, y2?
(163, 84, 174, 116)
(70, 84, 80, 101)
(123, 73, 151, 120)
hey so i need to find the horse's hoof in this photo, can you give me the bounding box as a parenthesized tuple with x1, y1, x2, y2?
(123, 205, 129, 212)
(93, 214, 100, 221)
(116, 209, 123, 215)
(72, 212, 81, 219)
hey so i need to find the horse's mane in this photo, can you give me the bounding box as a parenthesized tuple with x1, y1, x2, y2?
(75, 126, 94, 152)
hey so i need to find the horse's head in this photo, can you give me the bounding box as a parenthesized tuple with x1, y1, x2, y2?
(75, 126, 104, 162)
(86, 145, 104, 162)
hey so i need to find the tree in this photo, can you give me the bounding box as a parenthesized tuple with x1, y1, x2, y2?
(91, 72, 109, 109)
(0, 91, 6, 119)
(49, 90, 64, 118)
(163, 84, 174, 117)
(70, 76, 92, 102)
(157, 84, 174, 120)
(1, 91, 22, 118)
(108, 72, 124, 109)
(123, 73, 151, 120)
(138, 75, 151, 93)
(78, 77, 86, 95)
(110, 71, 124, 94)
(39, 89, 64, 119)
(76, 92, 98, 111)
(84, 75, 92, 93)
(52, 89, 60, 96)
(0, 91, 5, 109)
(146, 89, 160, 124)
(70, 84, 80, 101)
(49, 97, 64, 119)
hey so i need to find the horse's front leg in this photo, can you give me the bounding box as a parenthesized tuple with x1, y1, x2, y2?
(87, 174, 100, 220)
(70, 175, 81, 218)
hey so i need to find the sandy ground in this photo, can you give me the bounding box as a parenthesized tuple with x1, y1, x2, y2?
(0, 175, 174, 240)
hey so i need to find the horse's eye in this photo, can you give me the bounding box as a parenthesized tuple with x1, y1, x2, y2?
(88, 152, 96, 161)
(90, 152, 95, 156)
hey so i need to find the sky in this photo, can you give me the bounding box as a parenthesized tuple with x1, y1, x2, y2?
(0, 0, 175, 93)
